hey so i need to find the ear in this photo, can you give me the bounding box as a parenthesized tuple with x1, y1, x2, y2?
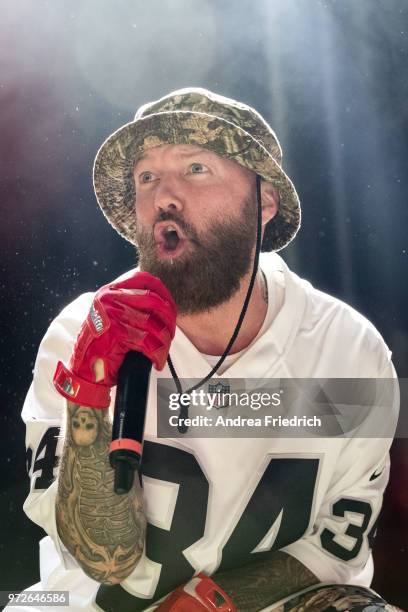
(260, 180, 280, 227)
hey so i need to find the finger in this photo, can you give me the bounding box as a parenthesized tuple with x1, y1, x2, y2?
(117, 323, 172, 369)
(107, 294, 177, 336)
(118, 320, 172, 354)
(108, 271, 175, 305)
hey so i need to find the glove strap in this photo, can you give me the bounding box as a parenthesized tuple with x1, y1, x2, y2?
(193, 574, 235, 611)
(53, 361, 111, 409)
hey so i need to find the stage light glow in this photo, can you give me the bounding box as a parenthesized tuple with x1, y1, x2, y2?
(70, 0, 217, 111)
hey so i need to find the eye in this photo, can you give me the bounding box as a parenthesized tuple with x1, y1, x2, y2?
(139, 171, 155, 183)
(190, 162, 207, 174)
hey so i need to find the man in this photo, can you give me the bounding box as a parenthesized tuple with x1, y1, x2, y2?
(17, 88, 399, 611)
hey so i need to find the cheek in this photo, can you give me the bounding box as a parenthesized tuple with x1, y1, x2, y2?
(134, 197, 153, 226)
(71, 413, 99, 446)
(191, 185, 237, 220)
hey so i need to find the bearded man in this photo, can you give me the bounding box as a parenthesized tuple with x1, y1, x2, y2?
(15, 89, 400, 612)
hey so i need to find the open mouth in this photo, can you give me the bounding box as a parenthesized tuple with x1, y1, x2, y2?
(163, 225, 180, 251)
(154, 222, 187, 258)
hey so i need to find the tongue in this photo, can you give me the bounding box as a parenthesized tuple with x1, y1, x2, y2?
(164, 231, 180, 251)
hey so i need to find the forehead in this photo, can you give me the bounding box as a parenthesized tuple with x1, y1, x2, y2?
(134, 143, 222, 166)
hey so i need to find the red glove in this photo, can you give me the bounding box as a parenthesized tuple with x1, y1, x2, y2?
(157, 573, 236, 612)
(53, 272, 177, 409)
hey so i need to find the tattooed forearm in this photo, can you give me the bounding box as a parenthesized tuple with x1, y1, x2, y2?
(213, 551, 318, 612)
(56, 402, 146, 585)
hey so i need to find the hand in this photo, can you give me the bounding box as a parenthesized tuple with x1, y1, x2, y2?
(53, 271, 177, 408)
(156, 573, 236, 612)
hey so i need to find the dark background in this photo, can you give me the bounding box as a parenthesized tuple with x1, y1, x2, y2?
(1, 0, 407, 608)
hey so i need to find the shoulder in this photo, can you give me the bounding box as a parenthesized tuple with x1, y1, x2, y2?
(30, 293, 96, 410)
(261, 253, 393, 377)
(42, 268, 139, 347)
(23, 293, 96, 422)
(41, 292, 95, 350)
(25, 272, 135, 420)
(303, 279, 390, 368)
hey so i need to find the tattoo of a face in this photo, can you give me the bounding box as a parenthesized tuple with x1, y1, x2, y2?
(70, 407, 99, 446)
(56, 403, 145, 584)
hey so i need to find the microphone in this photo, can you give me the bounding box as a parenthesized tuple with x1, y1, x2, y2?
(109, 351, 152, 494)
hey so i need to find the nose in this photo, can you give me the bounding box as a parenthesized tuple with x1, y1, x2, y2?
(153, 175, 184, 214)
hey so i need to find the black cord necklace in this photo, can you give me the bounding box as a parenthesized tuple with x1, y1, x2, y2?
(166, 174, 264, 433)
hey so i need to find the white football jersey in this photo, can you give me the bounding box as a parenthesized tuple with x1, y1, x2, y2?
(18, 253, 398, 612)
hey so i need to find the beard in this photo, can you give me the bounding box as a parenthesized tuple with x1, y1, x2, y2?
(135, 197, 258, 315)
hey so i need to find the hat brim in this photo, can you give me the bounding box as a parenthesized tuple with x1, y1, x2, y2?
(93, 110, 301, 251)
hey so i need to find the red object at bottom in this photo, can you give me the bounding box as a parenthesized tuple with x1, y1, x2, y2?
(157, 573, 236, 612)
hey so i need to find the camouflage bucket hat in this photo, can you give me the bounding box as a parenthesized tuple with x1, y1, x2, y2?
(93, 87, 301, 252)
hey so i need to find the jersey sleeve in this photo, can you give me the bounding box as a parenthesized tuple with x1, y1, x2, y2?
(22, 293, 95, 580)
(282, 358, 399, 586)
